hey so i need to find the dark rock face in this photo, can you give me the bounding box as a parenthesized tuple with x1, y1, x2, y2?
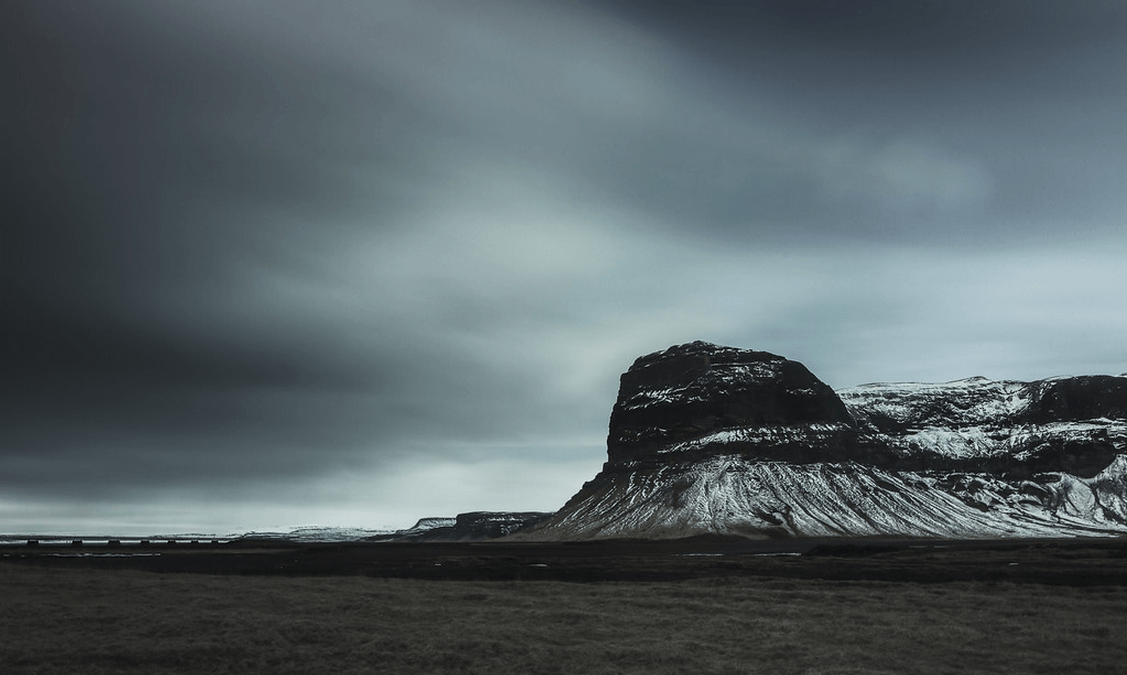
(1022, 376, 1127, 424)
(375, 512, 553, 542)
(442, 512, 553, 540)
(522, 342, 1127, 540)
(608, 341, 856, 466)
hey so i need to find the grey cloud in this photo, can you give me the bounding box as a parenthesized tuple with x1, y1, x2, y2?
(579, 1, 1127, 243)
(4, 0, 1127, 533)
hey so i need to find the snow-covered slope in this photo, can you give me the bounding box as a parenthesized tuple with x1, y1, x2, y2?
(534, 456, 1127, 540)
(521, 342, 1127, 540)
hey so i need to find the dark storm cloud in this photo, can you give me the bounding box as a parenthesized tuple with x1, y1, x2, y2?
(4, 3, 409, 357)
(2, 2, 462, 508)
(3, 0, 1127, 532)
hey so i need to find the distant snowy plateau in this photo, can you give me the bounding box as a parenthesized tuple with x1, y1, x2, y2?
(518, 341, 1127, 540)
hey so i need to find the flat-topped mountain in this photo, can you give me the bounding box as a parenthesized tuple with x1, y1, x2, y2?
(608, 343, 857, 466)
(369, 512, 553, 542)
(521, 341, 1127, 540)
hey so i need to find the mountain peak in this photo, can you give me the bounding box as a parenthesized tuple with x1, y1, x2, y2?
(609, 342, 853, 466)
(522, 343, 1127, 541)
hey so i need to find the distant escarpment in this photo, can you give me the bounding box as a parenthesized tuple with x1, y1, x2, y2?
(521, 341, 1127, 540)
(370, 512, 553, 542)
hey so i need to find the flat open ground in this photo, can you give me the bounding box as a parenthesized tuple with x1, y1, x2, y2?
(4, 538, 1127, 674)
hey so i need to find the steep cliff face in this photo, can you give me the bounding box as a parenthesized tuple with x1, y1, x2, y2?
(523, 342, 1127, 540)
(608, 342, 855, 466)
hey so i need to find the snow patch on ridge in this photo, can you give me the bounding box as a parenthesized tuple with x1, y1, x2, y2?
(838, 377, 1032, 427)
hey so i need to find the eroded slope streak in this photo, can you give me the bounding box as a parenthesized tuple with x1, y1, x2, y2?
(526, 342, 1127, 540)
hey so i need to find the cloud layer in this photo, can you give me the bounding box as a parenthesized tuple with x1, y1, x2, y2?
(4, 0, 1127, 533)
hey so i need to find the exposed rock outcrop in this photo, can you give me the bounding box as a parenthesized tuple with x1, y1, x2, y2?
(522, 341, 1127, 540)
(371, 512, 553, 542)
(608, 342, 858, 466)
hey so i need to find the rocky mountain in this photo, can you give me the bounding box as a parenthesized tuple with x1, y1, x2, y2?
(369, 512, 553, 542)
(521, 341, 1127, 540)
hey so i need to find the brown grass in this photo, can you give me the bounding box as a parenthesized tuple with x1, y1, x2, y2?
(3, 563, 1126, 674)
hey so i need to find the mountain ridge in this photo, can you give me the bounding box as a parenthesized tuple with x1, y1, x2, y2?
(519, 341, 1127, 540)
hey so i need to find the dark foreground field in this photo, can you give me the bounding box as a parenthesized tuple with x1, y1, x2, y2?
(4, 537, 1127, 674)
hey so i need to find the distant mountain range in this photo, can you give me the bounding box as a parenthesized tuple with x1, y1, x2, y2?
(517, 341, 1127, 540)
(364, 512, 552, 541)
(224, 513, 553, 544)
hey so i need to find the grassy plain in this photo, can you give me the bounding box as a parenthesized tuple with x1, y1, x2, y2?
(4, 550, 1127, 675)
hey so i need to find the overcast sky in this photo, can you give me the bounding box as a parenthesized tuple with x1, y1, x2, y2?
(4, 0, 1127, 534)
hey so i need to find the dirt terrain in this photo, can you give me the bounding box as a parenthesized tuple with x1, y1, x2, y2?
(5, 535, 1127, 584)
(5, 537, 1127, 675)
